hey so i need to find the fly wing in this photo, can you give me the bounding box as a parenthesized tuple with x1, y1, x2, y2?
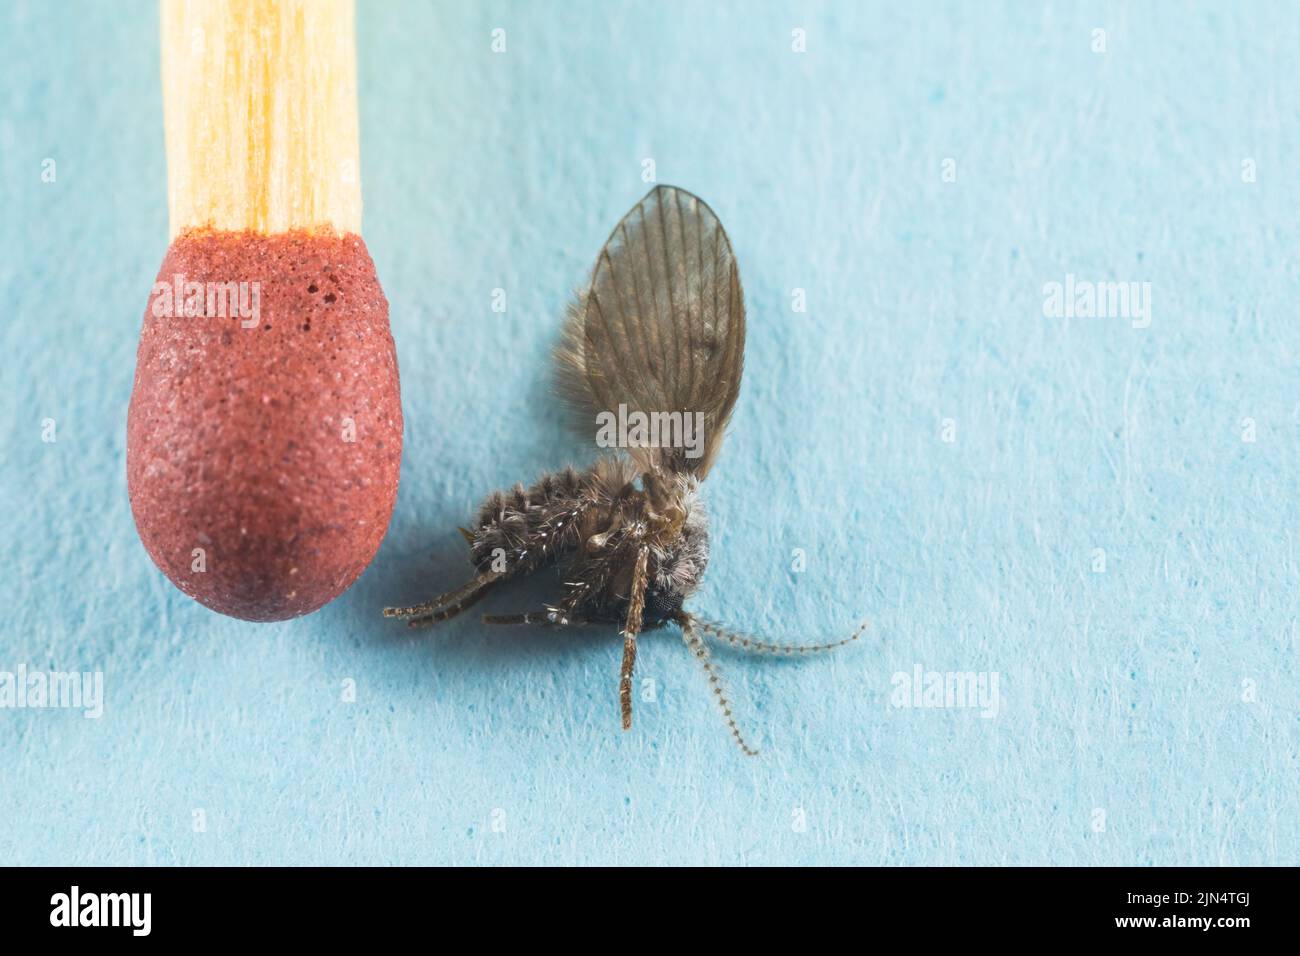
(556, 185, 745, 479)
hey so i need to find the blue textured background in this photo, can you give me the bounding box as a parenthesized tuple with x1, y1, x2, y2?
(2, 1, 1296, 865)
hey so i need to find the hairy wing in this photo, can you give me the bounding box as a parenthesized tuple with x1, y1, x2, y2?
(556, 185, 745, 478)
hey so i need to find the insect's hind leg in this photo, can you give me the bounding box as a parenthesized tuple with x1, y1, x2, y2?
(383, 570, 503, 628)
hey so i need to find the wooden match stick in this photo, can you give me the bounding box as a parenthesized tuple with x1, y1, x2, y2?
(161, 0, 362, 238)
(127, 0, 403, 622)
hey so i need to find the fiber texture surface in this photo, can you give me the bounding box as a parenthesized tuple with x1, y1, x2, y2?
(1, 0, 1296, 865)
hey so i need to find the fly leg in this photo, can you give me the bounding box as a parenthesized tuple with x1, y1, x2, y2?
(619, 545, 650, 731)
(482, 607, 588, 626)
(479, 545, 610, 628)
(383, 569, 504, 628)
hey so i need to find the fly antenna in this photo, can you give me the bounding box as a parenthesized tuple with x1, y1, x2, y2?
(681, 616, 758, 757)
(690, 616, 870, 656)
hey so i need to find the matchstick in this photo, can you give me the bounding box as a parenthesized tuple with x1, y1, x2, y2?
(127, 0, 402, 622)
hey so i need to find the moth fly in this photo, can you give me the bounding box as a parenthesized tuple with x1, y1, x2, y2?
(386, 185, 865, 754)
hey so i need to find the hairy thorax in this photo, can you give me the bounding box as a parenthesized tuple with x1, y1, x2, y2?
(468, 456, 710, 627)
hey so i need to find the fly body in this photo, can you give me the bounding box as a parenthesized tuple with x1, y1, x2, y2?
(386, 185, 864, 754)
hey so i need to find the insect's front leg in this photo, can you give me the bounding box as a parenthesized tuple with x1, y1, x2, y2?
(619, 545, 650, 731)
